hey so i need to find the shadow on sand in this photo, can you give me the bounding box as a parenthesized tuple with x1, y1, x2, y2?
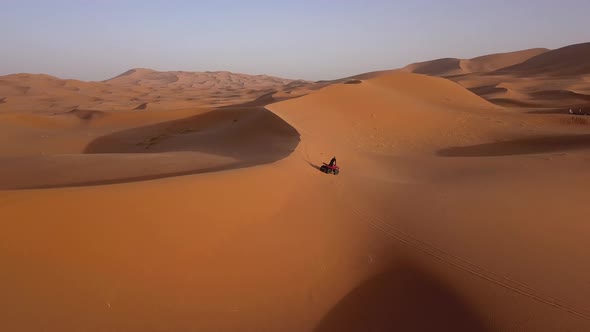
(84, 106, 299, 156)
(307, 161, 322, 172)
(438, 134, 590, 157)
(2, 105, 300, 190)
(315, 260, 489, 332)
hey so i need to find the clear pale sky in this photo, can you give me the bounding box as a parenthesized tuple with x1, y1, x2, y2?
(1, 0, 588, 81)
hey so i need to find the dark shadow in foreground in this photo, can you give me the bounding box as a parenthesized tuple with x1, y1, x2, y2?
(315, 261, 489, 332)
(438, 134, 590, 157)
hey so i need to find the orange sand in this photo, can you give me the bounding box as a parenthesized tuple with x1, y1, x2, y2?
(2, 48, 590, 331)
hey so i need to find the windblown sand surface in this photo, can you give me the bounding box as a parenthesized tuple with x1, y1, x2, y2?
(402, 48, 549, 77)
(404, 42, 590, 113)
(0, 69, 315, 189)
(2, 49, 590, 331)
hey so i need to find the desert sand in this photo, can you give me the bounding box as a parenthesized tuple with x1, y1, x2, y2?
(403, 43, 590, 112)
(2, 44, 590, 331)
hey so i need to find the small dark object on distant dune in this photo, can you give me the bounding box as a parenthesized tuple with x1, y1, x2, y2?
(134, 102, 148, 110)
(344, 80, 362, 85)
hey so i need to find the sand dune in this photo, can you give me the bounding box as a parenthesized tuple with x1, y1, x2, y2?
(0, 69, 314, 114)
(0, 104, 299, 189)
(0, 68, 314, 189)
(462, 48, 548, 73)
(460, 76, 590, 110)
(2, 43, 590, 331)
(405, 43, 590, 111)
(401, 48, 548, 77)
(105, 68, 296, 90)
(402, 58, 464, 77)
(494, 42, 590, 76)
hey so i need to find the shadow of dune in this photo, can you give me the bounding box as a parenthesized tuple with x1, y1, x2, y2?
(83, 106, 299, 159)
(315, 260, 489, 332)
(0, 106, 301, 189)
(438, 134, 590, 157)
(214, 89, 311, 109)
(84, 106, 299, 156)
(524, 104, 590, 114)
(217, 91, 278, 108)
(467, 84, 507, 96)
(1, 89, 308, 190)
(530, 90, 590, 101)
(487, 98, 539, 108)
(15, 162, 254, 190)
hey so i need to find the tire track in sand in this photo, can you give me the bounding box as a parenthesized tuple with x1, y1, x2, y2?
(350, 205, 590, 321)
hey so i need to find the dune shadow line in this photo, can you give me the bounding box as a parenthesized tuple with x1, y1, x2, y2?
(14, 162, 254, 190)
(438, 134, 590, 157)
(7, 107, 301, 190)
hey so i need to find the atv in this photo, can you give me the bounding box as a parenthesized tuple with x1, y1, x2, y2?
(320, 163, 340, 175)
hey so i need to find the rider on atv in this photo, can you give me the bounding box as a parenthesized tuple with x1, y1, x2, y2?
(320, 156, 340, 175)
(329, 156, 336, 167)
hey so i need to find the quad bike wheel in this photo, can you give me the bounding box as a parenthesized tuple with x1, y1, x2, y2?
(333, 169, 339, 175)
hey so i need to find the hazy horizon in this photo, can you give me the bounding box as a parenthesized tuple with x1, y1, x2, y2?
(1, 0, 589, 81)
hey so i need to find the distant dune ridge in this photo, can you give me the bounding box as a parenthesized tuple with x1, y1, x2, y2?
(0, 67, 313, 189)
(493, 43, 590, 76)
(401, 42, 590, 110)
(2, 42, 590, 331)
(401, 48, 549, 77)
(105, 68, 296, 87)
(0, 68, 316, 113)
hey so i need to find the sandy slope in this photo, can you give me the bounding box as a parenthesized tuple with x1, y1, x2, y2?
(406, 43, 590, 112)
(402, 58, 465, 77)
(0, 69, 313, 114)
(2, 67, 590, 332)
(401, 48, 548, 77)
(0, 105, 298, 189)
(463, 48, 549, 73)
(0, 69, 314, 189)
(494, 42, 590, 77)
